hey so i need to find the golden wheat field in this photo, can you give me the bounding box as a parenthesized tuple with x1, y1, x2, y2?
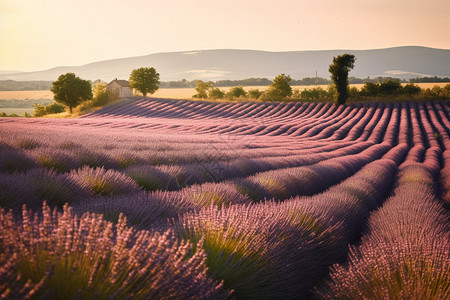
(0, 90, 53, 100)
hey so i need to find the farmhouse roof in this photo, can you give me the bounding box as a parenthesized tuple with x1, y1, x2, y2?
(107, 79, 131, 87)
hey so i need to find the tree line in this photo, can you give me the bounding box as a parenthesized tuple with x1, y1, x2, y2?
(2, 76, 449, 91)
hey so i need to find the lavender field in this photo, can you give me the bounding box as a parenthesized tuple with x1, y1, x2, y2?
(0, 98, 449, 299)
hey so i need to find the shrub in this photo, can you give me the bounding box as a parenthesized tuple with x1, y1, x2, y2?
(403, 83, 421, 96)
(125, 165, 176, 191)
(177, 202, 344, 299)
(32, 149, 80, 173)
(182, 182, 252, 209)
(77, 149, 118, 169)
(226, 86, 247, 99)
(72, 191, 196, 228)
(359, 82, 376, 97)
(0, 168, 83, 209)
(0, 203, 228, 299)
(70, 166, 141, 196)
(92, 90, 111, 107)
(379, 79, 402, 95)
(248, 88, 263, 99)
(33, 102, 66, 117)
(209, 88, 225, 100)
(0, 148, 36, 173)
(193, 80, 213, 99)
(300, 87, 330, 101)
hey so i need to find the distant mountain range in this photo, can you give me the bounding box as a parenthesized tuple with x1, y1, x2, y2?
(1, 46, 449, 82)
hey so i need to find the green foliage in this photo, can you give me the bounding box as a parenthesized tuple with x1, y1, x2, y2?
(226, 86, 247, 99)
(329, 54, 356, 105)
(193, 80, 213, 99)
(378, 79, 403, 95)
(92, 91, 111, 107)
(51, 73, 92, 113)
(37, 154, 70, 172)
(214, 77, 272, 87)
(92, 81, 107, 98)
(409, 76, 450, 83)
(348, 86, 359, 99)
(160, 78, 195, 88)
(421, 84, 450, 100)
(0, 112, 21, 117)
(291, 77, 332, 85)
(360, 81, 424, 99)
(260, 74, 293, 101)
(33, 102, 66, 117)
(129, 67, 160, 97)
(402, 83, 421, 96)
(209, 88, 225, 99)
(248, 88, 263, 99)
(33, 105, 46, 117)
(298, 87, 330, 101)
(272, 74, 293, 98)
(360, 82, 379, 97)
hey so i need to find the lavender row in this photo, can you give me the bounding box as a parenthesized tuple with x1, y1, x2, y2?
(0, 140, 370, 208)
(123, 141, 372, 191)
(0, 132, 359, 175)
(80, 142, 393, 231)
(0, 141, 375, 219)
(2, 101, 447, 144)
(317, 162, 449, 299)
(172, 146, 403, 299)
(0, 202, 229, 299)
(3, 120, 355, 172)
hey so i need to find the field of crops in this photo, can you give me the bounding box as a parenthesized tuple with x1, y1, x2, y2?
(0, 98, 449, 299)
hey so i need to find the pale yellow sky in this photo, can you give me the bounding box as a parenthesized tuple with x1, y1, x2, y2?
(1, 0, 449, 71)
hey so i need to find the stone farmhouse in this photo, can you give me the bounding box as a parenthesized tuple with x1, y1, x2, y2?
(106, 79, 133, 98)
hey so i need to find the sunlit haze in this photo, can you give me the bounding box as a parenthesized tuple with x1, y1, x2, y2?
(1, 0, 449, 71)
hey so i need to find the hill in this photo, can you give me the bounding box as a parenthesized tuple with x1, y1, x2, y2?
(1, 46, 449, 82)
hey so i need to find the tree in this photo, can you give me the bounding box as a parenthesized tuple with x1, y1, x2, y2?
(261, 74, 292, 101)
(193, 80, 213, 99)
(226, 86, 247, 99)
(209, 88, 225, 99)
(51, 73, 92, 113)
(129, 67, 160, 97)
(403, 83, 421, 96)
(379, 79, 402, 95)
(248, 88, 263, 99)
(360, 81, 379, 97)
(329, 54, 356, 105)
(92, 81, 107, 98)
(272, 73, 293, 98)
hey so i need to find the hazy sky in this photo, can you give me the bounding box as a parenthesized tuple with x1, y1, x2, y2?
(1, 0, 449, 71)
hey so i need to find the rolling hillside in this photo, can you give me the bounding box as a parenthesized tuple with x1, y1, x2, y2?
(1, 46, 449, 82)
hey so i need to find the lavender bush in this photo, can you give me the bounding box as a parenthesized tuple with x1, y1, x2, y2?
(0, 202, 229, 299)
(70, 166, 141, 196)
